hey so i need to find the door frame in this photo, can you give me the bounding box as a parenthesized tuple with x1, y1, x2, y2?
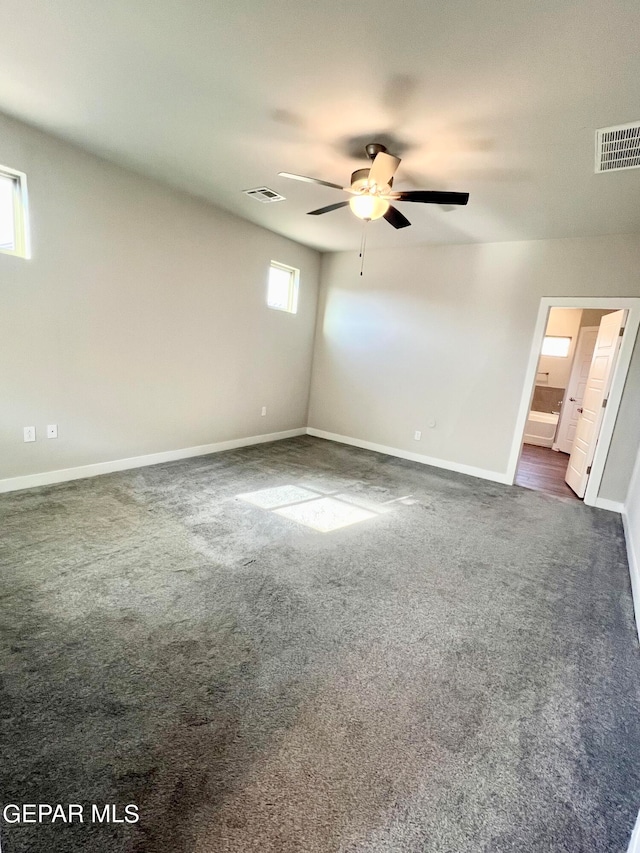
(506, 297, 640, 507)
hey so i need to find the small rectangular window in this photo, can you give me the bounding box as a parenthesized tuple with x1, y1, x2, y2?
(267, 261, 299, 313)
(541, 336, 571, 357)
(0, 165, 30, 258)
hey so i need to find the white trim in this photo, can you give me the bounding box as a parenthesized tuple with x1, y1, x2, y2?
(593, 497, 624, 513)
(623, 446, 640, 645)
(627, 808, 640, 853)
(0, 163, 30, 259)
(0, 428, 306, 494)
(307, 428, 511, 484)
(506, 297, 640, 507)
(622, 509, 640, 646)
(267, 260, 299, 314)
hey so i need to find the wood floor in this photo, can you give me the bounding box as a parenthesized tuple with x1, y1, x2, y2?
(515, 444, 580, 501)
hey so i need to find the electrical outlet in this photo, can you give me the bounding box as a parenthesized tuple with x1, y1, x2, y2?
(47, 424, 58, 439)
(23, 426, 36, 442)
(261, 406, 267, 417)
(414, 430, 421, 441)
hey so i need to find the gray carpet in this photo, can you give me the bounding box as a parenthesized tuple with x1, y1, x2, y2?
(1, 435, 639, 852)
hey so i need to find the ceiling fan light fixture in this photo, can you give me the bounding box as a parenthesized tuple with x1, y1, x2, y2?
(349, 194, 389, 221)
(279, 142, 469, 231)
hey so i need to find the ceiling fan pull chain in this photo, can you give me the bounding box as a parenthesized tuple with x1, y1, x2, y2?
(360, 221, 368, 276)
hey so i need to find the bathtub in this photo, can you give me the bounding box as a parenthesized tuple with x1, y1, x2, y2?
(523, 410, 559, 448)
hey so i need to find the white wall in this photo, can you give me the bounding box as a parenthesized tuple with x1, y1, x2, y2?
(536, 308, 582, 389)
(308, 237, 640, 503)
(0, 113, 320, 480)
(580, 308, 613, 328)
(624, 444, 640, 640)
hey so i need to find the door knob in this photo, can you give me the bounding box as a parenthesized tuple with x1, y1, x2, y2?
(577, 407, 583, 413)
(569, 397, 576, 401)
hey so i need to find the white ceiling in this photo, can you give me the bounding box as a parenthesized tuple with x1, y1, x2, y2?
(2, 0, 640, 251)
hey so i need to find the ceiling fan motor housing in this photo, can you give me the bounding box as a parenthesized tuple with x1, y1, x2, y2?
(351, 168, 370, 189)
(350, 168, 393, 192)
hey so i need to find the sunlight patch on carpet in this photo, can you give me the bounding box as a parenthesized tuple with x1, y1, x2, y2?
(237, 485, 317, 509)
(237, 484, 399, 532)
(274, 496, 377, 532)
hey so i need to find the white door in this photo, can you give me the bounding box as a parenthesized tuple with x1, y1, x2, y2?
(554, 327, 599, 454)
(565, 310, 627, 498)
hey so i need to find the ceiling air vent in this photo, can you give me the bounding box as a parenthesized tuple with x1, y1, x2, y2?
(243, 187, 285, 203)
(595, 122, 640, 173)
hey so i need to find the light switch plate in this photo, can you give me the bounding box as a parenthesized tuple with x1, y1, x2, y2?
(47, 424, 58, 439)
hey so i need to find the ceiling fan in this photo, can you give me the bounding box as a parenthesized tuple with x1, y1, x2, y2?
(279, 142, 469, 229)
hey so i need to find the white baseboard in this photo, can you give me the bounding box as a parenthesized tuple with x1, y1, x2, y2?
(306, 428, 512, 485)
(0, 428, 307, 494)
(594, 497, 625, 513)
(627, 808, 640, 853)
(621, 509, 640, 645)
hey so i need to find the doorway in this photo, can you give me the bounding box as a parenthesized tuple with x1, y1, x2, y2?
(507, 298, 640, 507)
(515, 444, 579, 500)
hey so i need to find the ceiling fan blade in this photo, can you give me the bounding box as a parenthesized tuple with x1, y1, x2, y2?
(384, 205, 411, 229)
(278, 172, 345, 191)
(368, 152, 401, 189)
(307, 201, 350, 216)
(390, 190, 470, 205)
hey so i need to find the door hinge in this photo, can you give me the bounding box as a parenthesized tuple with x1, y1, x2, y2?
(587, 465, 592, 475)
(602, 398, 608, 408)
(620, 327, 625, 336)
